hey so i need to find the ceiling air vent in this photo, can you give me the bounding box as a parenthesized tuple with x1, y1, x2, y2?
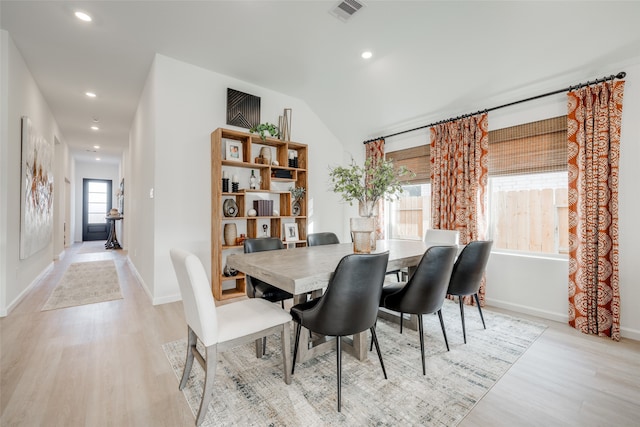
(330, 0, 365, 22)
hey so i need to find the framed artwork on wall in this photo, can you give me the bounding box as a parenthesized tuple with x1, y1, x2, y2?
(19, 116, 54, 259)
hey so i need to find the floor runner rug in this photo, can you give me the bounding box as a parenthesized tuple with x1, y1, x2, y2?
(42, 260, 122, 310)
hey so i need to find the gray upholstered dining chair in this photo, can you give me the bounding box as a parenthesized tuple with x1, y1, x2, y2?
(446, 240, 493, 343)
(290, 251, 390, 412)
(170, 248, 292, 426)
(376, 245, 458, 375)
(306, 232, 340, 246)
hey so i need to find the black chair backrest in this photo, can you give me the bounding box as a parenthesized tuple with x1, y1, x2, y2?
(244, 237, 285, 253)
(383, 245, 458, 314)
(301, 252, 389, 337)
(243, 238, 285, 297)
(307, 232, 340, 246)
(447, 240, 493, 296)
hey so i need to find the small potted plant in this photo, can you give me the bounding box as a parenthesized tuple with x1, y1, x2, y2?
(250, 123, 279, 141)
(329, 157, 412, 252)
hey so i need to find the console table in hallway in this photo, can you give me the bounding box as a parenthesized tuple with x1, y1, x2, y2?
(105, 215, 123, 249)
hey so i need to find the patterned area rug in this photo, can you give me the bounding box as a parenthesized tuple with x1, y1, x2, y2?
(163, 299, 546, 426)
(42, 260, 122, 310)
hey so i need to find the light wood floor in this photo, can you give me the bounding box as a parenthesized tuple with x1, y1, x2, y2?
(1, 242, 639, 426)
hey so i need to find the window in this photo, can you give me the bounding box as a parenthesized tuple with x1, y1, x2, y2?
(386, 145, 431, 240)
(87, 181, 108, 224)
(488, 116, 568, 254)
(388, 183, 431, 240)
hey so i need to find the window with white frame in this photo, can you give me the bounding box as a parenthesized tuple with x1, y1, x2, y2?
(488, 116, 568, 254)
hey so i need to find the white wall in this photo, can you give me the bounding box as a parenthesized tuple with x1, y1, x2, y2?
(381, 59, 640, 340)
(72, 160, 120, 242)
(128, 54, 345, 304)
(0, 32, 68, 315)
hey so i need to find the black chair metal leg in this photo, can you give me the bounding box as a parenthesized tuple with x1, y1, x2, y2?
(418, 315, 426, 375)
(459, 297, 467, 344)
(369, 327, 387, 379)
(474, 293, 486, 329)
(336, 336, 342, 412)
(292, 322, 302, 374)
(400, 312, 404, 334)
(437, 309, 450, 351)
(369, 320, 377, 352)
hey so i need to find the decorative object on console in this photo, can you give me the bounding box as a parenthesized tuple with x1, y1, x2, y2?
(224, 223, 237, 246)
(249, 123, 279, 141)
(223, 199, 238, 217)
(226, 88, 260, 129)
(247, 208, 257, 217)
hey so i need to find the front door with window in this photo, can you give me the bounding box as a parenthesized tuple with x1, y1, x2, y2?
(82, 179, 112, 241)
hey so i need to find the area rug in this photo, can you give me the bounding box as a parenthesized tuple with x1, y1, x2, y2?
(162, 300, 547, 426)
(76, 241, 108, 254)
(42, 260, 122, 310)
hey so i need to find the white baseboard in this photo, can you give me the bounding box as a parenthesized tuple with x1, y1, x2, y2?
(1, 262, 54, 317)
(486, 298, 640, 342)
(485, 297, 568, 323)
(126, 256, 153, 302)
(126, 256, 182, 306)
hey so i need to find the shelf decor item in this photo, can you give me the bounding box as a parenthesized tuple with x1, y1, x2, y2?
(290, 186, 305, 216)
(223, 199, 238, 217)
(223, 223, 237, 246)
(249, 123, 279, 141)
(329, 158, 412, 253)
(225, 140, 243, 162)
(283, 222, 299, 242)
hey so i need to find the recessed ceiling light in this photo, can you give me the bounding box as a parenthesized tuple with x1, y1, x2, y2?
(75, 11, 92, 22)
(93, 145, 100, 149)
(96, 157, 101, 161)
(91, 126, 99, 131)
(361, 51, 373, 59)
(85, 92, 97, 98)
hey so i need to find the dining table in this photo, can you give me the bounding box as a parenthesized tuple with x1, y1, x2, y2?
(227, 239, 449, 362)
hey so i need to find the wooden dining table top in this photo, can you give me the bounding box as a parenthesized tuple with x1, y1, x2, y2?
(227, 239, 438, 296)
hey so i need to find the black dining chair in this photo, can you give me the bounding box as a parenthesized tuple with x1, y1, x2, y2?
(290, 251, 390, 412)
(244, 237, 293, 355)
(306, 232, 340, 246)
(244, 238, 292, 307)
(447, 240, 493, 343)
(376, 245, 458, 375)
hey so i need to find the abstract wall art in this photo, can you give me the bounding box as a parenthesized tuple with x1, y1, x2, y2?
(20, 116, 54, 259)
(226, 88, 260, 129)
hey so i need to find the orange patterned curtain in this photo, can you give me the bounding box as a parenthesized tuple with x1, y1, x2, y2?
(567, 80, 624, 341)
(430, 114, 489, 304)
(366, 138, 385, 240)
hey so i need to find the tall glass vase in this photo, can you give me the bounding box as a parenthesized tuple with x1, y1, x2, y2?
(350, 217, 375, 253)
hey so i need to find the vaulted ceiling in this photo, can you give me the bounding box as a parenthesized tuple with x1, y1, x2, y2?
(2, 1, 640, 163)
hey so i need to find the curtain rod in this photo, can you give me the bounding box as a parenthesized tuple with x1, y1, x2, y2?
(363, 71, 626, 144)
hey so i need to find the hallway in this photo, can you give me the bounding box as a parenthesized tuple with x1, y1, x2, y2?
(0, 242, 193, 425)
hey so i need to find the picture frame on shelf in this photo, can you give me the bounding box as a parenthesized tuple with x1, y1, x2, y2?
(283, 222, 299, 242)
(225, 140, 243, 162)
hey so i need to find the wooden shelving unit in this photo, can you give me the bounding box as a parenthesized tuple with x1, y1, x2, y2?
(211, 128, 308, 300)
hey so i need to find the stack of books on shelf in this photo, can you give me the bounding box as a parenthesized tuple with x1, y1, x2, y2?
(253, 200, 274, 216)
